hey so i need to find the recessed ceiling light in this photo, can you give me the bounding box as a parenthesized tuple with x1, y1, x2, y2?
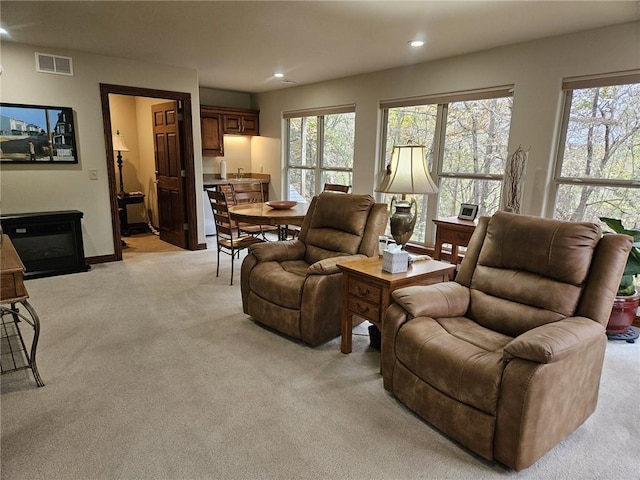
(274, 72, 284, 78)
(409, 40, 425, 47)
(0, 28, 8, 35)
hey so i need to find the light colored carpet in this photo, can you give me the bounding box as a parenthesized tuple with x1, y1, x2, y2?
(1, 234, 639, 480)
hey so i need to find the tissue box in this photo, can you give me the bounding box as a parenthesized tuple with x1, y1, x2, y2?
(382, 249, 409, 273)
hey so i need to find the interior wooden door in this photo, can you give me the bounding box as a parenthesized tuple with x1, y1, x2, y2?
(153, 101, 187, 248)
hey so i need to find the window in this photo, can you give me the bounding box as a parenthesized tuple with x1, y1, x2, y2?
(381, 88, 513, 244)
(553, 73, 640, 228)
(285, 105, 355, 202)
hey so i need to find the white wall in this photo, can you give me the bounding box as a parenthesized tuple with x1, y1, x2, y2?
(203, 135, 252, 178)
(199, 87, 252, 109)
(0, 42, 204, 257)
(253, 22, 640, 222)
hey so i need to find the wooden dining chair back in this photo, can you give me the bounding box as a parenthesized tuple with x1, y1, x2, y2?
(231, 182, 278, 240)
(232, 182, 264, 204)
(219, 184, 235, 205)
(207, 189, 262, 285)
(323, 183, 351, 193)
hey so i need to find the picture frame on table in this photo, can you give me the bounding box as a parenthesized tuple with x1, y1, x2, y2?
(457, 203, 479, 221)
(0, 102, 78, 164)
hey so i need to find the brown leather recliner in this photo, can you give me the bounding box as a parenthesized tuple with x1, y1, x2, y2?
(241, 192, 388, 346)
(382, 211, 632, 471)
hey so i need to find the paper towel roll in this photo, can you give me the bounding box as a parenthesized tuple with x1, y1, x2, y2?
(220, 160, 227, 179)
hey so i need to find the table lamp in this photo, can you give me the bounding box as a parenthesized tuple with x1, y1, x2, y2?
(112, 130, 130, 196)
(375, 143, 438, 249)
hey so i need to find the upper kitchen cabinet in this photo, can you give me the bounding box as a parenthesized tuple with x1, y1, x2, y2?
(200, 107, 224, 156)
(222, 109, 259, 136)
(200, 106, 260, 157)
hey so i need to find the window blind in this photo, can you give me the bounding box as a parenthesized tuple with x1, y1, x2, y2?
(562, 70, 640, 90)
(379, 85, 513, 109)
(282, 104, 355, 119)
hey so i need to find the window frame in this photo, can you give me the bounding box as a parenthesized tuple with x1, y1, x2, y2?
(284, 105, 356, 201)
(379, 87, 514, 246)
(549, 71, 640, 222)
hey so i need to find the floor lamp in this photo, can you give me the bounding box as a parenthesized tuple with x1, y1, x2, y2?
(112, 130, 130, 196)
(375, 143, 438, 249)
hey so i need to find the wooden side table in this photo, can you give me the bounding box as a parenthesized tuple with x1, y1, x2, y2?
(0, 235, 45, 387)
(337, 256, 456, 354)
(117, 192, 146, 237)
(433, 216, 477, 264)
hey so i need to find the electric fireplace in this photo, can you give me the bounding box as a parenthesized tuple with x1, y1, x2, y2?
(0, 210, 89, 279)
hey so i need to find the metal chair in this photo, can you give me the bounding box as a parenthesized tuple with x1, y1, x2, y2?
(207, 189, 262, 285)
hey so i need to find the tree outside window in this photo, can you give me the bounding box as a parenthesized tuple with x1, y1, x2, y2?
(286, 111, 354, 202)
(382, 93, 513, 244)
(554, 79, 640, 228)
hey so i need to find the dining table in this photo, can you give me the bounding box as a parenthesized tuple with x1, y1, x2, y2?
(228, 202, 310, 240)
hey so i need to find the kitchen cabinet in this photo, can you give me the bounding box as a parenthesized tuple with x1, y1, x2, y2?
(200, 106, 260, 157)
(222, 111, 259, 135)
(200, 108, 224, 156)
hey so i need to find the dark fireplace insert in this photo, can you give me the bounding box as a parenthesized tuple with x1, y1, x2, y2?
(0, 210, 90, 279)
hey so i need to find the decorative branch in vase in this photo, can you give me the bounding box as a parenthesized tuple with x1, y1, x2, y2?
(502, 145, 528, 214)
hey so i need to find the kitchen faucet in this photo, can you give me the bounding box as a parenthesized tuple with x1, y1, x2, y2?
(237, 167, 244, 179)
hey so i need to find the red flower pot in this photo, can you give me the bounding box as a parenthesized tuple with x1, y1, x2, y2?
(606, 290, 640, 335)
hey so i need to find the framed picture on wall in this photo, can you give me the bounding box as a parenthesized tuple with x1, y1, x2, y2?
(0, 102, 78, 164)
(458, 203, 479, 221)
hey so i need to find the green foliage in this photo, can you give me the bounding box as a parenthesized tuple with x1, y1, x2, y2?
(599, 217, 640, 296)
(557, 83, 640, 228)
(384, 97, 513, 223)
(287, 113, 355, 202)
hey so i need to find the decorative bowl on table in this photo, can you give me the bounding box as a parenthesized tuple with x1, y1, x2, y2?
(266, 201, 297, 210)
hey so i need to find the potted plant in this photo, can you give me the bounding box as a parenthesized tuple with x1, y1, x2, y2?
(599, 217, 640, 338)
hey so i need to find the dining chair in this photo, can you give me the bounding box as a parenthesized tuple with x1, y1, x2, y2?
(207, 189, 263, 285)
(231, 182, 278, 240)
(323, 183, 351, 193)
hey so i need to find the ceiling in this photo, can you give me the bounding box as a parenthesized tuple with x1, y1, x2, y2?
(2, 1, 639, 93)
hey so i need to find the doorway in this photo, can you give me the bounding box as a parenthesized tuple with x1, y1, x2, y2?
(99, 84, 199, 261)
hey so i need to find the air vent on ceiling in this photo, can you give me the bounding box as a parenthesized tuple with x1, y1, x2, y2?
(35, 52, 74, 76)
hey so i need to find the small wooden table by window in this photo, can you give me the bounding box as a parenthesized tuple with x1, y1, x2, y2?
(433, 216, 478, 264)
(337, 256, 456, 354)
(0, 235, 45, 387)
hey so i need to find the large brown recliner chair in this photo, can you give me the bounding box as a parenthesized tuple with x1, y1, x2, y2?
(241, 192, 388, 346)
(382, 211, 632, 471)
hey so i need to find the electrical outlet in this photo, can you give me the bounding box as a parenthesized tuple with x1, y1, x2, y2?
(89, 169, 98, 180)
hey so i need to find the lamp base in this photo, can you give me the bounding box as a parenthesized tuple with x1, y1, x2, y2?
(390, 197, 417, 249)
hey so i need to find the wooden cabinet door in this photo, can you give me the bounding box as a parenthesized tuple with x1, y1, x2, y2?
(153, 101, 187, 249)
(222, 113, 259, 135)
(201, 110, 223, 156)
(241, 114, 259, 135)
(222, 114, 243, 134)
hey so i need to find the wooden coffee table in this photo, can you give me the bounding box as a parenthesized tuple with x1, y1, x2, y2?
(337, 256, 456, 354)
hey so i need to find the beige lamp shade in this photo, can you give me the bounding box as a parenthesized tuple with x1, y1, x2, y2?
(375, 144, 438, 195)
(112, 132, 129, 152)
